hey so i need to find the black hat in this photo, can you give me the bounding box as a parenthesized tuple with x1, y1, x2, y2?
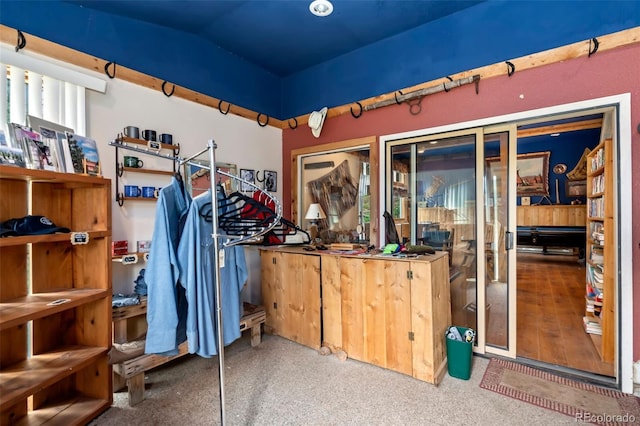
(1, 215, 70, 236)
(0, 225, 17, 238)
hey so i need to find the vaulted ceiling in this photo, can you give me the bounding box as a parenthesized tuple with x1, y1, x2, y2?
(1, 1, 639, 119)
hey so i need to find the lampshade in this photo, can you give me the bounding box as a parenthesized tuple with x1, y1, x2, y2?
(305, 203, 326, 220)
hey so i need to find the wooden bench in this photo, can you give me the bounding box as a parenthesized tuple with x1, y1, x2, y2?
(111, 299, 265, 406)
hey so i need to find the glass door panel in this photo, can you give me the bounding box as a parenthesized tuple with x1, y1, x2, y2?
(388, 131, 479, 336)
(484, 127, 517, 354)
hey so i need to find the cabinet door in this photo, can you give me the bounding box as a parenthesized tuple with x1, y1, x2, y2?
(260, 251, 321, 349)
(260, 251, 279, 333)
(410, 257, 451, 384)
(340, 257, 412, 375)
(277, 252, 321, 349)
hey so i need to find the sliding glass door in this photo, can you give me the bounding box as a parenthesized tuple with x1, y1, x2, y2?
(483, 125, 517, 356)
(386, 124, 517, 357)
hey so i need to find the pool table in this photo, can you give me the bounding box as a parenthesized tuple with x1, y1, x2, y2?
(517, 225, 586, 259)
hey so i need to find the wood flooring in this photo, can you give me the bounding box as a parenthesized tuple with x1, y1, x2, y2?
(516, 252, 614, 377)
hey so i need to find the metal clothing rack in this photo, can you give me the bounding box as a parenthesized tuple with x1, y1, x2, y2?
(109, 138, 281, 424)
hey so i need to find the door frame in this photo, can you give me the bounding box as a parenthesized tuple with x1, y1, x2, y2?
(481, 123, 519, 359)
(379, 93, 633, 393)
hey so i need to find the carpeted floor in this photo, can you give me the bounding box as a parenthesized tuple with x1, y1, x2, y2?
(480, 358, 640, 425)
(90, 334, 611, 425)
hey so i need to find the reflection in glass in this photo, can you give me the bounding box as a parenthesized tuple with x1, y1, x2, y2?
(184, 160, 238, 197)
(484, 131, 510, 349)
(300, 148, 370, 244)
(388, 134, 477, 334)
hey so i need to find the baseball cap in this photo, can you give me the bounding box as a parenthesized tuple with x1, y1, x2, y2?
(1, 215, 70, 236)
(0, 225, 17, 238)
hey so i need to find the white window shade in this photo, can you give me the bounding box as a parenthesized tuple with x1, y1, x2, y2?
(0, 43, 106, 93)
(1, 43, 100, 135)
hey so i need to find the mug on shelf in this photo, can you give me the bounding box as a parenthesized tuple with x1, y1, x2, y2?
(124, 126, 140, 139)
(159, 133, 173, 145)
(142, 129, 157, 141)
(124, 185, 141, 197)
(124, 156, 144, 168)
(142, 186, 157, 198)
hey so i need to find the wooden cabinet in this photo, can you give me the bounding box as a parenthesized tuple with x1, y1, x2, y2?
(584, 138, 614, 363)
(322, 253, 450, 384)
(261, 247, 451, 385)
(0, 166, 112, 424)
(260, 250, 321, 349)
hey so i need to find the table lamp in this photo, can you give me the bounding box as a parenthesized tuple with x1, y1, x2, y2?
(305, 203, 326, 242)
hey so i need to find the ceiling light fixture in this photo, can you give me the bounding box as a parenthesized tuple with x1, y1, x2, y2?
(309, 0, 333, 17)
(550, 133, 561, 137)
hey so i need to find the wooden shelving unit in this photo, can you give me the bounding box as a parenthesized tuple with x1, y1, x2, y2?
(113, 134, 180, 206)
(584, 138, 614, 364)
(111, 299, 265, 406)
(0, 165, 112, 425)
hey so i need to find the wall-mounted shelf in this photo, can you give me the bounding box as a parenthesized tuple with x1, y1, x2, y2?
(113, 133, 180, 206)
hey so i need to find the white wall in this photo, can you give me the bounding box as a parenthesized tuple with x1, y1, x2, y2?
(85, 78, 282, 295)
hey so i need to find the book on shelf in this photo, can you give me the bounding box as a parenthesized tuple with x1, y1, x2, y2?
(65, 132, 101, 176)
(0, 129, 27, 167)
(9, 123, 57, 171)
(583, 316, 602, 335)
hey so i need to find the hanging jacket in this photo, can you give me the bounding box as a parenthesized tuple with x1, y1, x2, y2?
(145, 176, 192, 355)
(177, 190, 248, 357)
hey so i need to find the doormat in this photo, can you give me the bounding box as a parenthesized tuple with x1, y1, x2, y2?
(480, 358, 640, 425)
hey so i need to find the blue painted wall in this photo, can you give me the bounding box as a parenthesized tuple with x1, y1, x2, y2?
(1, 1, 639, 119)
(516, 129, 601, 206)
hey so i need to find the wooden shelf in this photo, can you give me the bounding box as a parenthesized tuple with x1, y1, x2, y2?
(110, 300, 264, 406)
(116, 135, 179, 152)
(122, 166, 174, 175)
(587, 165, 605, 177)
(0, 165, 109, 185)
(16, 396, 110, 426)
(121, 196, 157, 202)
(0, 289, 109, 331)
(584, 137, 613, 364)
(0, 345, 107, 410)
(0, 230, 109, 248)
(1, 167, 112, 423)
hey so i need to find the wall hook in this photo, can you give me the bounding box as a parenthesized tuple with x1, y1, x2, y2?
(350, 102, 363, 119)
(288, 117, 298, 130)
(394, 90, 404, 104)
(104, 61, 116, 79)
(162, 81, 175, 97)
(443, 76, 453, 92)
(257, 113, 269, 127)
(506, 61, 515, 77)
(255, 170, 265, 183)
(218, 100, 230, 115)
(589, 37, 599, 57)
(15, 30, 26, 52)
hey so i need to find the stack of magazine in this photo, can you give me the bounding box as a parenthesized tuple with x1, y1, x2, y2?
(0, 116, 100, 176)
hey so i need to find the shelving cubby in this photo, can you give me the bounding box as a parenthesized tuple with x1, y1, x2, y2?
(0, 165, 112, 425)
(584, 138, 614, 364)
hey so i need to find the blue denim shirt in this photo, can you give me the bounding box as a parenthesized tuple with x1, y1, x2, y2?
(177, 191, 248, 357)
(145, 176, 192, 355)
